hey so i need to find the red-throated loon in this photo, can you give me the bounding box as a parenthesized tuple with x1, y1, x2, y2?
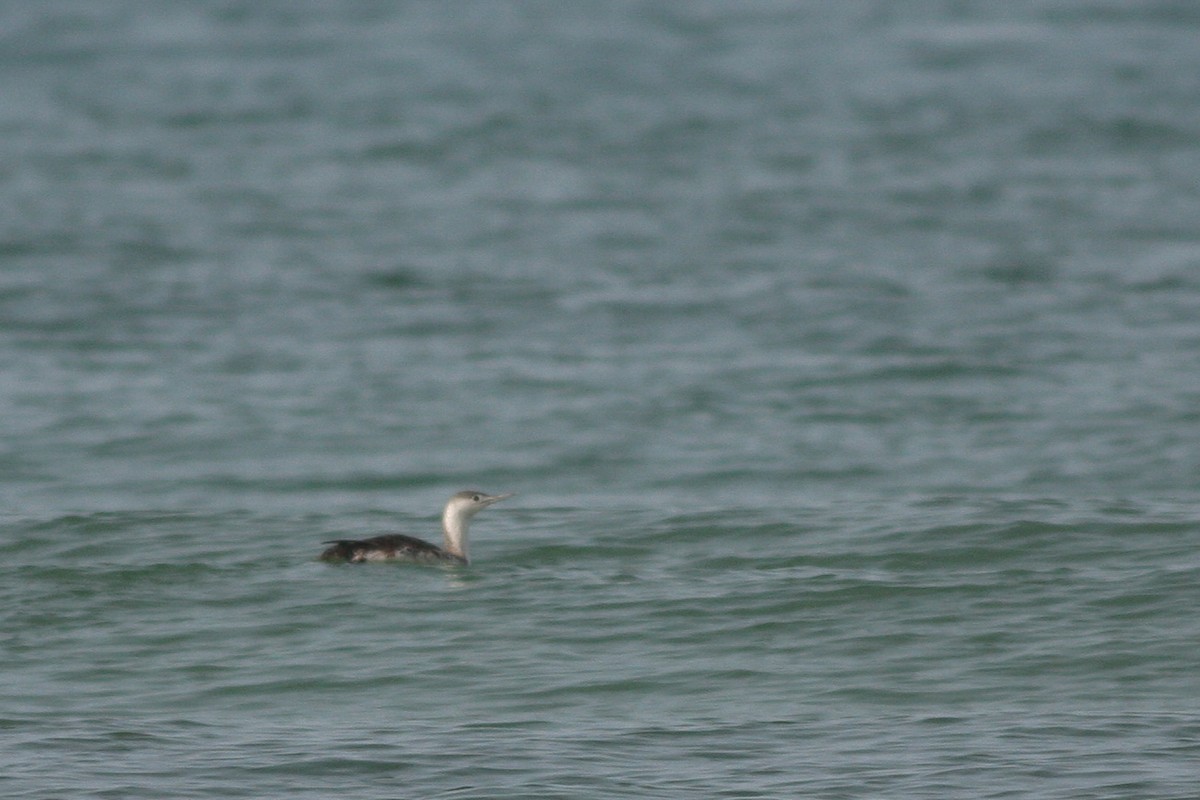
(319, 490, 513, 564)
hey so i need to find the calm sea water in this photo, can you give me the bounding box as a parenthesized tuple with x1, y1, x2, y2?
(4, 2, 1200, 797)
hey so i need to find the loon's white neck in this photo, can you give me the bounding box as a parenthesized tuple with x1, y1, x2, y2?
(441, 502, 474, 562)
(438, 491, 513, 563)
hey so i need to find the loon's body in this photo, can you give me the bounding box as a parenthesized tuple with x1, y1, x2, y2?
(318, 533, 467, 564)
(319, 490, 512, 564)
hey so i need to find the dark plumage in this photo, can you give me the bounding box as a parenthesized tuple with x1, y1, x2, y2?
(319, 534, 464, 564)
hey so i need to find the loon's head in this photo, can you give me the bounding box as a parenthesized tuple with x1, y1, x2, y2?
(446, 490, 513, 519)
(440, 490, 513, 562)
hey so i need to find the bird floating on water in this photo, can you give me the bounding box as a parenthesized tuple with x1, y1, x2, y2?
(319, 490, 513, 564)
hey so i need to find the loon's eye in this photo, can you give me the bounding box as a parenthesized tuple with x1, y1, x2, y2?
(472, 494, 481, 502)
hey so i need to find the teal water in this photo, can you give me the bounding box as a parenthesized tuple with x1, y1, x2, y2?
(3, 2, 1200, 797)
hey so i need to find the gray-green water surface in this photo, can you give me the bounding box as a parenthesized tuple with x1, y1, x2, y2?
(3, 2, 1200, 797)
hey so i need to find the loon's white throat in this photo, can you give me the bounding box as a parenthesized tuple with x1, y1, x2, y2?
(439, 490, 513, 559)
